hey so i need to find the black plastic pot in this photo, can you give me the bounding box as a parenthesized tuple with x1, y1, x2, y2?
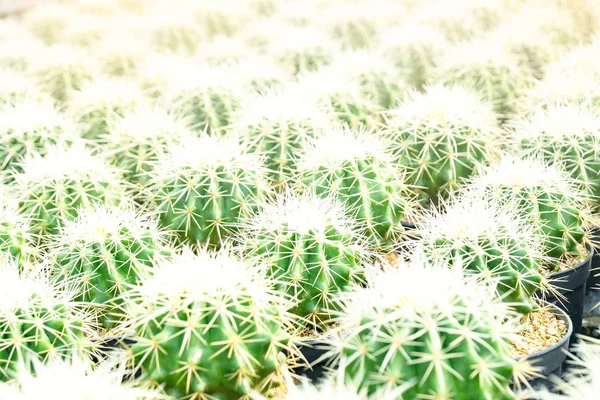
(514, 303, 573, 389)
(535, 247, 593, 341)
(585, 227, 600, 292)
(90, 336, 140, 381)
(289, 338, 334, 383)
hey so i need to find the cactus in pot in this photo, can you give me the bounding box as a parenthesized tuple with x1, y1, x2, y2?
(148, 134, 271, 247)
(0, 256, 94, 381)
(49, 203, 171, 329)
(240, 192, 368, 329)
(384, 84, 502, 205)
(122, 248, 293, 399)
(467, 156, 592, 271)
(326, 259, 530, 399)
(297, 125, 417, 250)
(14, 144, 124, 241)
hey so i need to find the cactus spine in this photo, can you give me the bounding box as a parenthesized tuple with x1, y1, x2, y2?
(0, 194, 38, 270)
(50, 204, 171, 329)
(124, 249, 292, 399)
(384, 84, 501, 204)
(148, 134, 271, 247)
(241, 192, 367, 328)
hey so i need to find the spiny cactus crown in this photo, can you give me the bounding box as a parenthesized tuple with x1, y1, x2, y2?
(242, 191, 367, 328)
(412, 194, 546, 314)
(0, 197, 38, 269)
(149, 134, 270, 247)
(124, 248, 292, 399)
(468, 156, 592, 268)
(525, 69, 600, 109)
(0, 69, 43, 105)
(385, 84, 501, 202)
(328, 259, 524, 399)
(147, 8, 204, 53)
(298, 125, 415, 249)
(0, 354, 159, 400)
(0, 256, 93, 381)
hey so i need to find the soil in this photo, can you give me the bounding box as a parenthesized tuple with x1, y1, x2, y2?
(542, 245, 590, 274)
(511, 308, 568, 357)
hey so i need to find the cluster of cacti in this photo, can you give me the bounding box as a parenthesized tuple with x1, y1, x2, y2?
(1, 0, 600, 398)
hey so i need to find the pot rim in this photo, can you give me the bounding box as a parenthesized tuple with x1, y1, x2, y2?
(547, 244, 594, 280)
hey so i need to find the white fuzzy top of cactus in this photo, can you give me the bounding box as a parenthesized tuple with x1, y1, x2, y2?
(295, 66, 363, 99)
(199, 36, 252, 64)
(248, 192, 354, 236)
(270, 25, 334, 54)
(528, 70, 600, 105)
(68, 78, 146, 113)
(438, 38, 523, 71)
(515, 103, 600, 142)
(388, 84, 497, 130)
(230, 55, 290, 85)
(298, 125, 390, 170)
(0, 69, 39, 99)
(0, 355, 158, 400)
(380, 22, 448, 51)
(167, 64, 243, 95)
(32, 44, 92, 72)
(328, 49, 398, 79)
(0, 98, 74, 136)
(545, 42, 600, 76)
(107, 106, 190, 143)
(18, 143, 119, 183)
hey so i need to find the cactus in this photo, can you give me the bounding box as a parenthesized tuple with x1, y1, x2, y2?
(100, 106, 190, 188)
(384, 84, 502, 204)
(524, 70, 600, 109)
(68, 77, 147, 141)
(0, 22, 43, 71)
(233, 56, 290, 95)
(271, 26, 336, 76)
(148, 134, 271, 247)
(327, 260, 529, 399)
(513, 103, 600, 206)
(50, 204, 171, 329)
(0, 354, 159, 400)
(60, 14, 107, 48)
(233, 91, 329, 191)
(0, 69, 44, 106)
(434, 40, 534, 116)
(0, 99, 77, 174)
(241, 192, 368, 328)
(467, 156, 592, 271)
(123, 248, 293, 399)
(23, 3, 72, 45)
(147, 8, 204, 54)
(0, 256, 94, 381)
(285, 378, 371, 400)
(14, 144, 124, 241)
(199, 36, 253, 67)
(95, 35, 148, 77)
(297, 125, 416, 250)
(0, 195, 39, 271)
(411, 195, 546, 314)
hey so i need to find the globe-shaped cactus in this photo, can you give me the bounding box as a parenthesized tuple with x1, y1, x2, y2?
(0, 69, 44, 106)
(524, 69, 600, 110)
(0, 192, 38, 270)
(123, 248, 293, 399)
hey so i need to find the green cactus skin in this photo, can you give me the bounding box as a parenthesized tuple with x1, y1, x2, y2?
(413, 196, 545, 314)
(329, 263, 522, 399)
(469, 157, 591, 271)
(385, 84, 502, 205)
(297, 126, 416, 250)
(125, 249, 292, 399)
(149, 134, 271, 247)
(149, 10, 204, 54)
(50, 205, 171, 329)
(515, 103, 600, 209)
(15, 144, 124, 241)
(242, 193, 367, 328)
(0, 257, 93, 382)
(234, 91, 329, 191)
(0, 99, 76, 175)
(0, 198, 38, 271)
(272, 27, 335, 76)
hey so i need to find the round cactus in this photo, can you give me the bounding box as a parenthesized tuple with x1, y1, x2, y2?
(147, 8, 204, 54)
(0, 256, 94, 381)
(233, 90, 330, 191)
(68, 77, 147, 140)
(241, 192, 368, 328)
(327, 260, 528, 399)
(14, 144, 124, 241)
(411, 195, 546, 314)
(123, 248, 293, 399)
(0, 23, 43, 71)
(297, 125, 416, 250)
(231, 56, 290, 95)
(0, 99, 77, 174)
(513, 103, 600, 206)
(467, 156, 592, 270)
(50, 204, 171, 329)
(148, 134, 271, 247)
(23, 3, 72, 45)
(0, 69, 44, 106)
(0, 194, 38, 271)
(0, 353, 159, 400)
(100, 106, 190, 188)
(524, 69, 600, 109)
(384, 84, 502, 204)
(94, 34, 148, 77)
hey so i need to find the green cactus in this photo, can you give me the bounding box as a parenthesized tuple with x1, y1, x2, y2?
(100, 107, 190, 188)
(95, 35, 148, 77)
(514, 103, 600, 208)
(68, 77, 147, 141)
(0, 195, 39, 271)
(271, 26, 336, 76)
(0, 69, 45, 106)
(242, 192, 367, 328)
(0, 99, 77, 174)
(148, 10, 204, 54)
(327, 260, 528, 399)
(0, 27, 43, 71)
(384, 84, 502, 204)
(14, 144, 124, 241)
(412, 195, 545, 314)
(0, 256, 94, 381)
(297, 125, 417, 250)
(524, 70, 600, 109)
(468, 156, 592, 271)
(123, 248, 293, 399)
(148, 134, 271, 247)
(233, 56, 290, 96)
(23, 3, 72, 45)
(234, 91, 329, 191)
(50, 204, 171, 329)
